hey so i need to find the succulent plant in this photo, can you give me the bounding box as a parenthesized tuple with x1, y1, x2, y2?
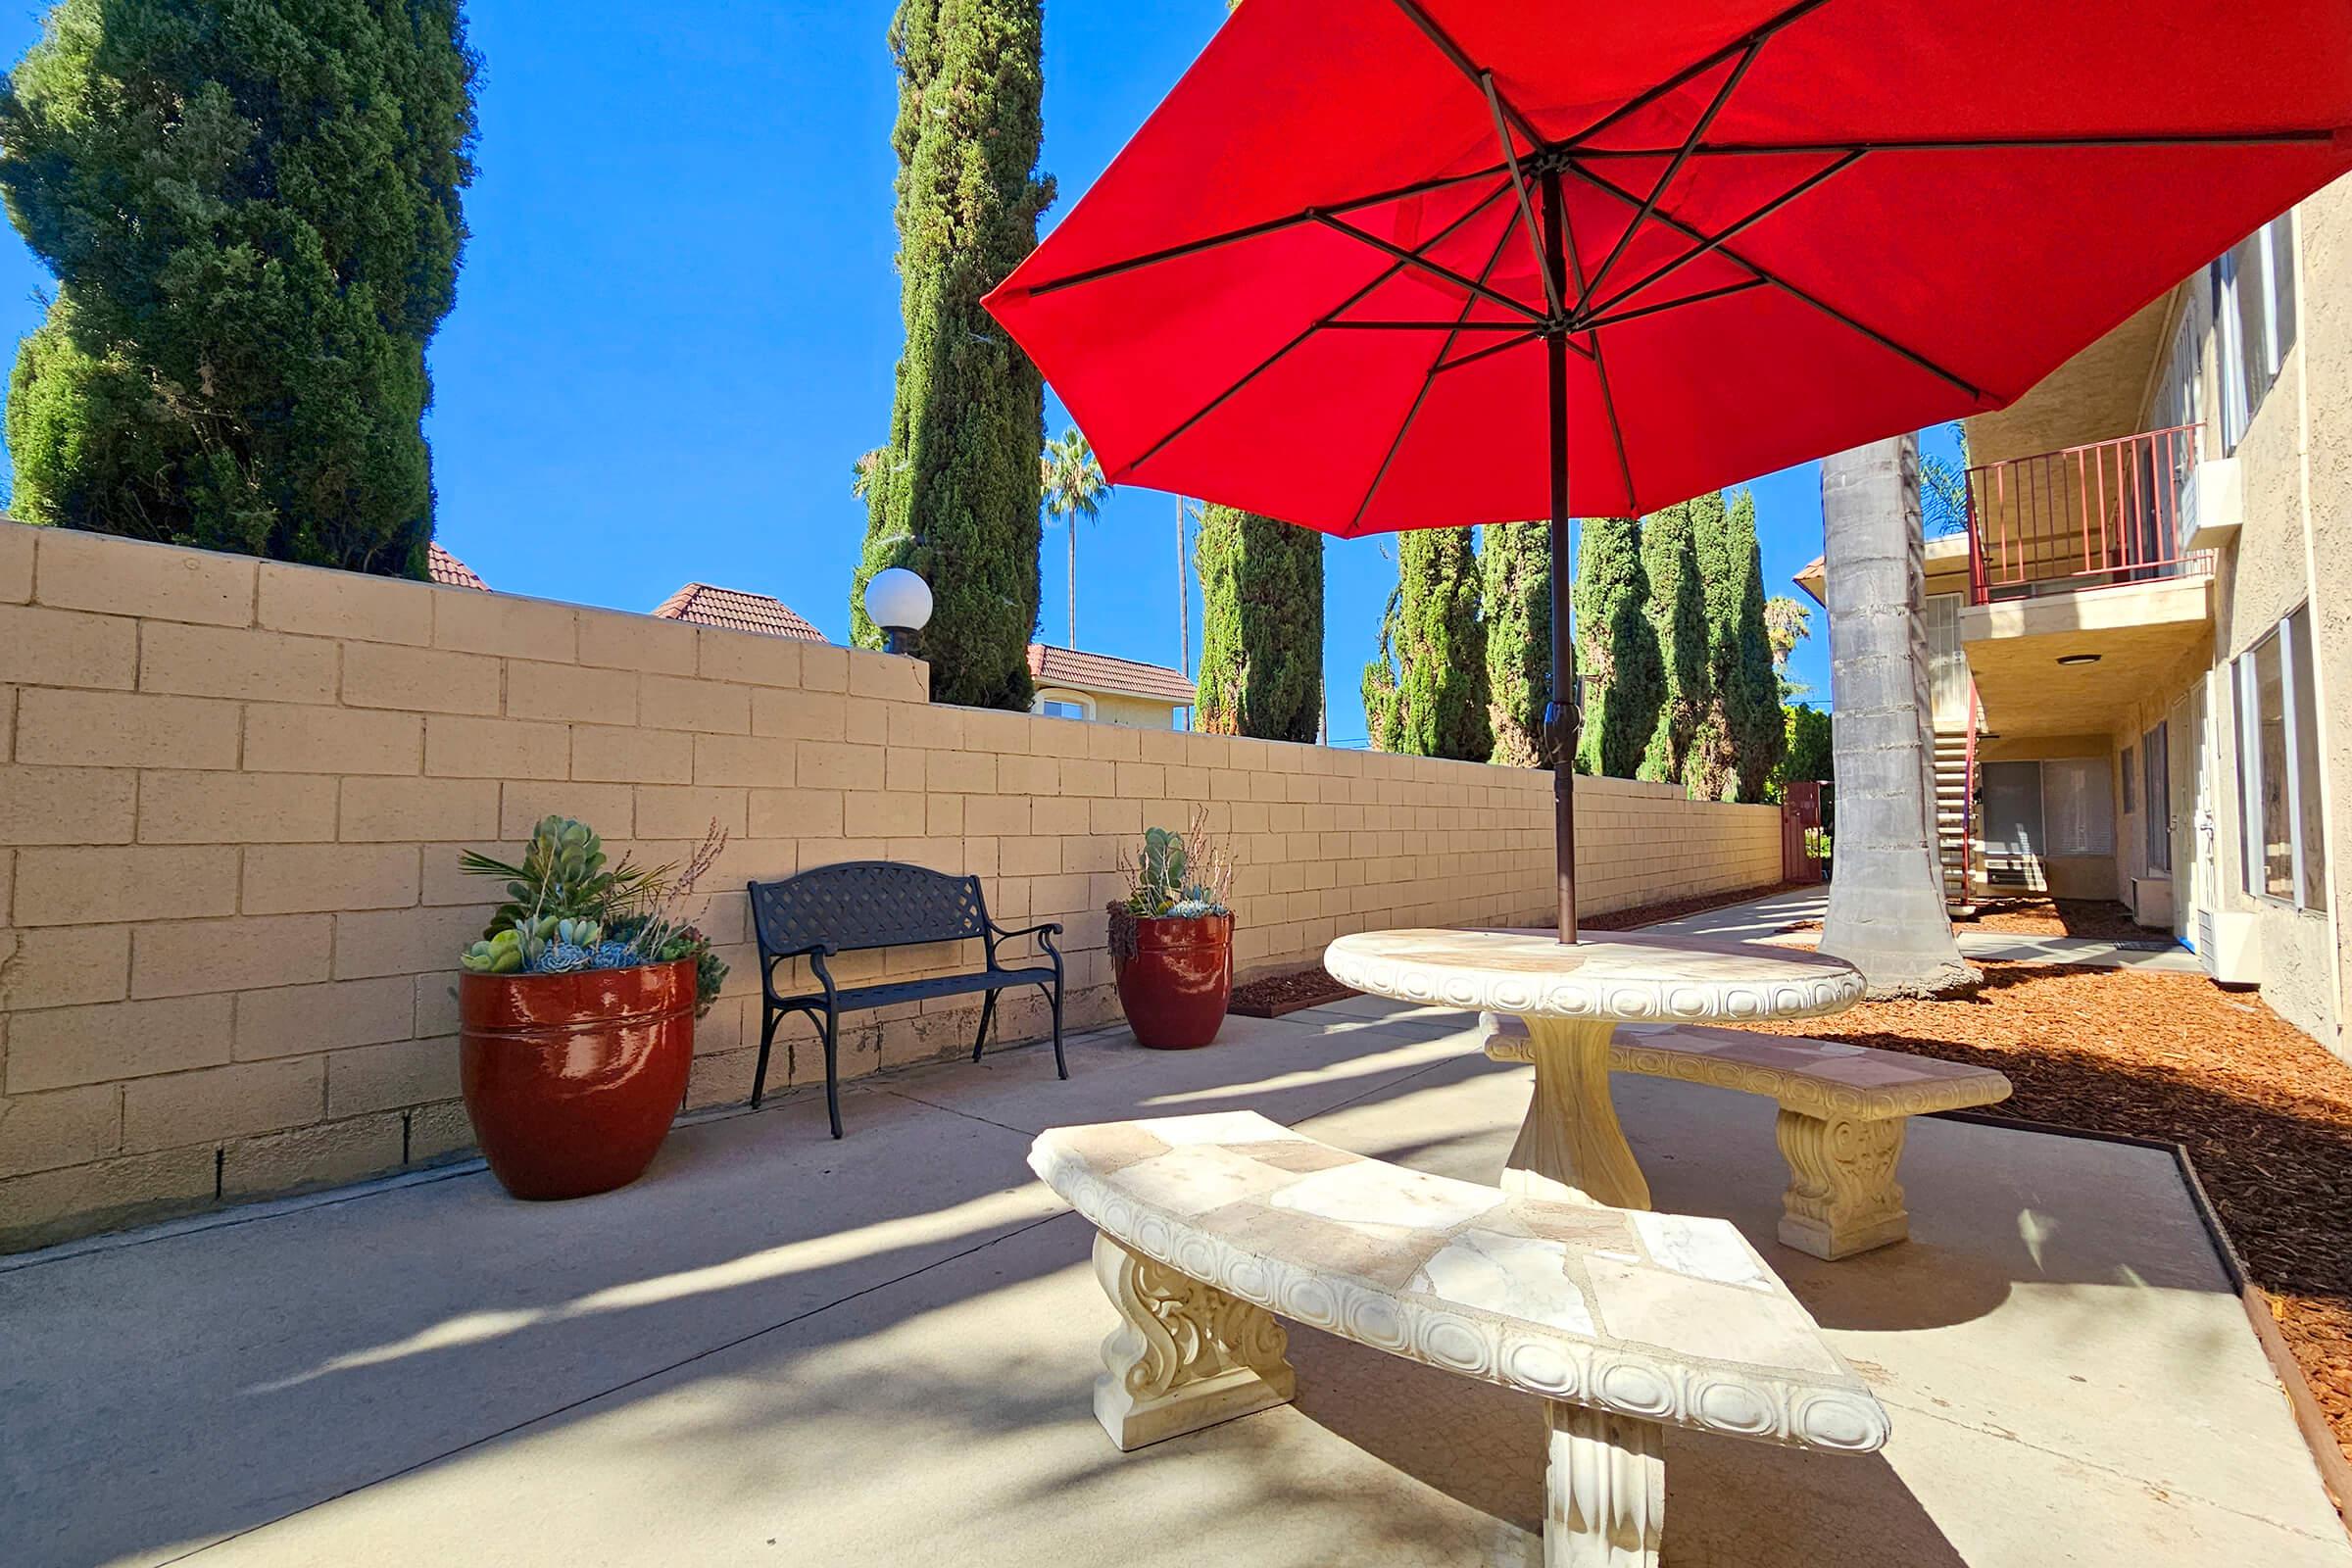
(589, 940, 639, 969)
(461, 815, 629, 940)
(460, 929, 527, 974)
(529, 942, 594, 974)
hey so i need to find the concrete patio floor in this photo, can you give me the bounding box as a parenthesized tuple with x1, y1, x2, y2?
(4, 994, 2345, 1567)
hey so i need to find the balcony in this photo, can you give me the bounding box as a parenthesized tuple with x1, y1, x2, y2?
(1957, 426, 2219, 739)
(1964, 425, 2214, 607)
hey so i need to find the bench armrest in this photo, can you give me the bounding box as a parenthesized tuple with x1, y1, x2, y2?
(760, 942, 839, 1001)
(986, 919, 1063, 967)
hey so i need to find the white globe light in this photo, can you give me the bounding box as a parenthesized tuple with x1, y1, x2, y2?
(864, 566, 934, 633)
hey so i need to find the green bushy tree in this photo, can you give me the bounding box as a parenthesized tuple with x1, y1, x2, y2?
(1194, 503, 1323, 743)
(1572, 517, 1662, 778)
(1694, 489, 1785, 801)
(852, 0, 1053, 710)
(1638, 499, 1710, 785)
(1771, 701, 1834, 800)
(1361, 528, 1489, 760)
(1480, 521, 1552, 767)
(0, 0, 478, 575)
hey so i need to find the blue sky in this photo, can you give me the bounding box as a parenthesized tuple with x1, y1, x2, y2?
(0, 1, 1960, 740)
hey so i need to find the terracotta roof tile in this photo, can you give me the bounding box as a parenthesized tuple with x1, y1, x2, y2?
(653, 582, 826, 642)
(1026, 643, 1195, 704)
(427, 543, 488, 591)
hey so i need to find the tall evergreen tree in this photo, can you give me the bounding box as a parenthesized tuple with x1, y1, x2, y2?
(1360, 528, 1489, 760)
(852, 0, 1053, 710)
(1573, 517, 1663, 779)
(1694, 489, 1786, 801)
(1481, 521, 1553, 767)
(0, 0, 477, 575)
(1194, 504, 1323, 742)
(1638, 500, 1710, 785)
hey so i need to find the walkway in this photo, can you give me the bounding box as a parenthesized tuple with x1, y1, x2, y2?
(3, 999, 2341, 1566)
(1652, 885, 2206, 972)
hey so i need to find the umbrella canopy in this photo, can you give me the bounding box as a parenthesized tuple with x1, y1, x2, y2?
(983, 0, 2352, 937)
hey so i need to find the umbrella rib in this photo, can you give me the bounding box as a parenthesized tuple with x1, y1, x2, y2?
(1313, 212, 1544, 319)
(1556, 0, 1838, 151)
(1482, 71, 1561, 318)
(1019, 162, 1509, 299)
(1348, 215, 1526, 536)
(1576, 40, 1763, 313)
(1387, 0, 1543, 147)
(1435, 329, 1550, 373)
(1557, 193, 1640, 513)
(1116, 176, 1520, 479)
(1585, 150, 1863, 320)
(1576, 128, 2347, 158)
(1323, 319, 1536, 331)
(1563, 156, 1986, 401)
(1585, 276, 1768, 331)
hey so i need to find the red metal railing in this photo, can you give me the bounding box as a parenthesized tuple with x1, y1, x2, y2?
(1964, 424, 2214, 606)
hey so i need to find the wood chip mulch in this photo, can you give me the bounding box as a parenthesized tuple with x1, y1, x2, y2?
(1580, 880, 1821, 932)
(1957, 897, 2168, 944)
(1733, 960, 2352, 1466)
(1229, 967, 1360, 1017)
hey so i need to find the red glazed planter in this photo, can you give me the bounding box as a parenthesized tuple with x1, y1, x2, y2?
(459, 957, 697, 1200)
(1113, 913, 1235, 1050)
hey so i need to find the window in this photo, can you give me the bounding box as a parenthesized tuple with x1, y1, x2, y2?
(2234, 606, 2328, 907)
(2041, 758, 2115, 858)
(1039, 699, 1089, 720)
(2122, 745, 2136, 817)
(2141, 723, 2171, 874)
(2215, 214, 2297, 452)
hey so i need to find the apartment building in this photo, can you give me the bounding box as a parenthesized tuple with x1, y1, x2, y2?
(1804, 185, 2348, 1058)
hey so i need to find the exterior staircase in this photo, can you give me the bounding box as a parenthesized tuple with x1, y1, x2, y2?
(1934, 701, 1978, 914)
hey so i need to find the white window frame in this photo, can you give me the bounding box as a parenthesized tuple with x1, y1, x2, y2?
(2233, 606, 2324, 909)
(2215, 213, 2298, 454)
(1034, 690, 1097, 722)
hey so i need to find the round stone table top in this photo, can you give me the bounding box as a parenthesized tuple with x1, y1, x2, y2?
(1323, 927, 1866, 1025)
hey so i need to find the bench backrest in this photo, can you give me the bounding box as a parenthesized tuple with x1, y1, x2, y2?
(749, 861, 988, 956)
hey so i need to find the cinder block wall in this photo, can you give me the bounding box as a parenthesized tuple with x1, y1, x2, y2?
(0, 521, 1783, 1249)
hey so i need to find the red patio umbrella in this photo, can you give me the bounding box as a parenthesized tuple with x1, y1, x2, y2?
(983, 0, 2352, 941)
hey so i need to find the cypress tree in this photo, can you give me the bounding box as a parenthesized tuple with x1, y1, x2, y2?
(852, 0, 1054, 710)
(1573, 517, 1664, 779)
(1638, 501, 1710, 785)
(1359, 528, 1489, 760)
(1772, 702, 1834, 798)
(0, 0, 477, 575)
(1194, 504, 1323, 743)
(1695, 489, 1785, 801)
(1481, 521, 1553, 767)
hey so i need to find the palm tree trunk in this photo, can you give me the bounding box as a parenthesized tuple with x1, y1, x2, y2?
(1818, 434, 1977, 998)
(1068, 518, 1078, 648)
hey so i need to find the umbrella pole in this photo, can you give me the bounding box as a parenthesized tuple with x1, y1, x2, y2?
(1541, 168, 1578, 945)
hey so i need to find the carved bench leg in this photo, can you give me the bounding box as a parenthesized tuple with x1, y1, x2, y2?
(1776, 1109, 1910, 1259)
(1543, 1402, 1664, 1568)
(1090, 1234, 1296, 1451)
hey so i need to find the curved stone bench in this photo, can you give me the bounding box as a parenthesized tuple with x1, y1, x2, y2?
(1482, 1015, 2013, 1259)
(1029, 1110, 1889, 1567)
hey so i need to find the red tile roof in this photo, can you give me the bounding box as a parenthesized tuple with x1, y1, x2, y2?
(653, 582, 826, 642)
(427, 543, 488, 591)
(1027, 643, 1196, 705)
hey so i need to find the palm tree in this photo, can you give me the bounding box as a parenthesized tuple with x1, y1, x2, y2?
(1041, 427, 1108, 647)
(1818, 434, 1976, 997)
(851, 447, 889, 503)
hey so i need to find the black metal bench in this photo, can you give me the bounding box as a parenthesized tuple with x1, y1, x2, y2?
(748, 861, 1064, 1137)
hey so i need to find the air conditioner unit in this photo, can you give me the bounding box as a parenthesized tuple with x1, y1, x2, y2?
(2194, 907, 2262, 985)
(2182, 456, 2243, 552)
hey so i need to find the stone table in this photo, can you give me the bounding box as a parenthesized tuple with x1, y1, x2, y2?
(1323, 928, 1866, 1210)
